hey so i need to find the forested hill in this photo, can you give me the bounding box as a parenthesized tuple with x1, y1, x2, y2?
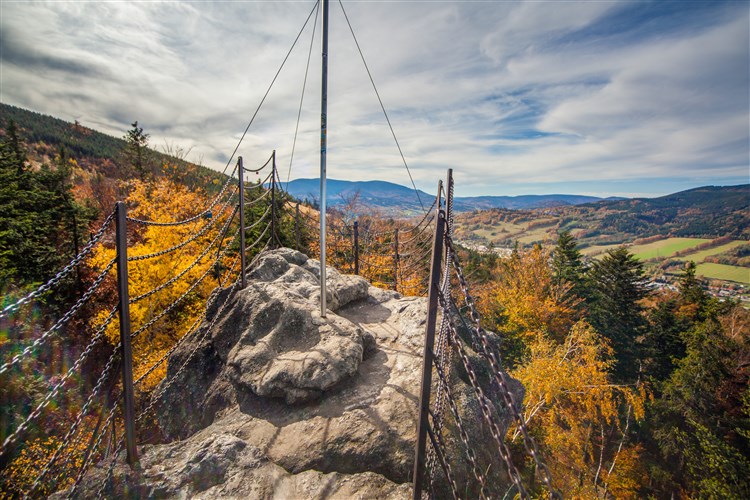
(0, 103, 227, 189)
(573, 184, 750, 240)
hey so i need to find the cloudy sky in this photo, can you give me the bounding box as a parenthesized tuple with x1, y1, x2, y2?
(1, 0, 748, 198)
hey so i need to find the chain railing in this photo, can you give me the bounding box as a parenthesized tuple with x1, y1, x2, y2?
(0, 153, 282, 497)
(412, 170, 561, 500)
(288, 190, 437, 297)
(3, 155, 557, 498)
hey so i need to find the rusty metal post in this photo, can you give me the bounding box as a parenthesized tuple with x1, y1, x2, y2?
(412, 182, 444, 498)
(115, 201, 138, 466)
(393, 228, 399, 291)
(295, 202, 301, 251)
(271, 150, 277, 249)
(238, 157, 246, 289)
(353, 220, 359, 275)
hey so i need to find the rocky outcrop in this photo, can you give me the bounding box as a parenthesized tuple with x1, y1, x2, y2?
(64, 248, 521, 498)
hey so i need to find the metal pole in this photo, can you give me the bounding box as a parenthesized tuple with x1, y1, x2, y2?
(295, 202, 301, 251)
(412, 182, 444, 499)
(115, 201, 138, 466)
(353, 220, 359, 275)
(393, 228, 399, 291)
(238, 157, 246, 289)
(319, 0, 329, 318)
(271, 150, 277, 249)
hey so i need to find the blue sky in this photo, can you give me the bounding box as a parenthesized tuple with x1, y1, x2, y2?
(1, 0, 748, 198)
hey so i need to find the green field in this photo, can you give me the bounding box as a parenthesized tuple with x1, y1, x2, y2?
(630, 238, 711, 260)
(695, 263, 750, 285)
(675, 240, 748, 262)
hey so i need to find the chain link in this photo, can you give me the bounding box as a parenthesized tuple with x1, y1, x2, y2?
(0, 210, 115, 320)
(131, 230, 240, 341)
(126, 164, 238, 227)
(0, 306, 117, 457)
(445, 235, 560, 499)
(128, 187, 238, 262)
(129, 206, 238, 304)
(438, 302, 527, 498)
(0, 258, 117, 375)
(26, 347, 121, 496)
(94, 434, 124, 500)
(66, 402, 118, 499)
(137, 273, 242, 424)
(431, 348, 486, 499)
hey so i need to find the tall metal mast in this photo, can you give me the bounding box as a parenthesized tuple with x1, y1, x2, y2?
(319, 0, 329, 318)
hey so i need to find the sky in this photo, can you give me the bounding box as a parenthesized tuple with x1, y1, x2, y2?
(1, 0, 748, 198)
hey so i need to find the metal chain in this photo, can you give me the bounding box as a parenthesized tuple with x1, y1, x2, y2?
(445, 236, 560, 499)
(431, 340, 490, 500)
(439, 307, 527, 498)
(129, 206, 238, 304)
(134, 307, 206, 389)
(26, 347, 121, 496)
(425, 413, 460, 500)
(128, 187, 238, 262)
(131, 230, 240, 340)
(0, 210, 116, 319)
(0, 258, 117, 375)
(0, 306, 117, 457)
(137, 274, 242, 423)
(66, 402, 119, 499)
(126, 164, 238, 227)
(94, 434, 124, 500)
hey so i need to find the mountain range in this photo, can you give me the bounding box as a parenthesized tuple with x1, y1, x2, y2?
(284, 178, 613, 215)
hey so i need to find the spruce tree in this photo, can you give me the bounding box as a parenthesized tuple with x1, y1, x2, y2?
(587, 247, 648, 381)
(551, 230, 585, 301)
(124, 121, 150, 180)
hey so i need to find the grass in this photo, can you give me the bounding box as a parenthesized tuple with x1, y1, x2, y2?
(630, 238, 711, 260)
(675, 240, 749, 262)
(695, 263, 750, 285)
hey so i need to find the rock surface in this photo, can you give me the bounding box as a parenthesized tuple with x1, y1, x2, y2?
(65, 248, 521, 498)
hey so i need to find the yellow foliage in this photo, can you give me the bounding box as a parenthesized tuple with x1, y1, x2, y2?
(1, 419, 98, 498)
(479, 246, 577, 344)
(511, 321, 647, 497)
(90, 176, 236, 392)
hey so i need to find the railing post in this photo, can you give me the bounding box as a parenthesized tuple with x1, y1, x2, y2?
(238, 157, 246, 289)
(114, 201, 138, 467)
(413, 182, 444, 499)
(295, 202, 301, 251)
(353, 220, 359, 275)
(393, 228, 399, 291)
(271, 150, 277, 249)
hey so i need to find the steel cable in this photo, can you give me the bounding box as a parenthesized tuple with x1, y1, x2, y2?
(218, 0, 320, 177)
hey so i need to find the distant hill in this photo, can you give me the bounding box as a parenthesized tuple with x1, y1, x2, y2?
(286, 178, 611, 215)
(455, 184, 750, 250)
